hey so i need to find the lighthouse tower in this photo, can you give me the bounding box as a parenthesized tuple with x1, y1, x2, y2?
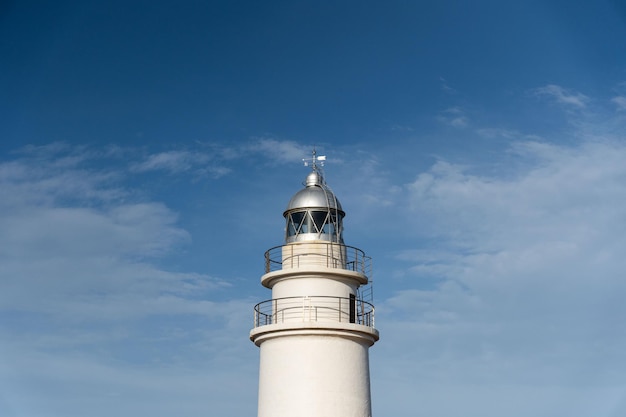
(250, 152, 379, 417)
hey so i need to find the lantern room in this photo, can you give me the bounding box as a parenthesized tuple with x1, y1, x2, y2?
(283, 168, 345, 244)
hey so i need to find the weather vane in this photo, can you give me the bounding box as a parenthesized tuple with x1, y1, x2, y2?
(302, 148, 326, 170)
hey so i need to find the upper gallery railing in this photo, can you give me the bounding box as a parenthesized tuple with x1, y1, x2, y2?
(264, 242, 371, 276)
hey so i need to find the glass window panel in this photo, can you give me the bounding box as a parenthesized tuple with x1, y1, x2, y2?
(311, 211, 328, 233)
(290, 212, 305, 234)
(301, 213, 309, 233)
(287, 219, 297, 236)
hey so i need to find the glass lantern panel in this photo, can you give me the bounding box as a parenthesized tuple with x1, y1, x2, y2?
(311, 210, 328, 234)
(289, 212, 305, 235)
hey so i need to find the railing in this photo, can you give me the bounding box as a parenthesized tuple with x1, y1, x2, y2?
(253, 295, 375, 329)
(264, 243, 371, 276)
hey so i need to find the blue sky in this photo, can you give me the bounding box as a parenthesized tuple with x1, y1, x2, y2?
(2, 1, 626, 416)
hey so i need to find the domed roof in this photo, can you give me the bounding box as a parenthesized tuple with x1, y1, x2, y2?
(284, 170, 344, 215)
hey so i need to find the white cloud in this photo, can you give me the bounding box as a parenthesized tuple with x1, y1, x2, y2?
(372, 138, 626, 416)
(0, 145, 255, 416)
(474, 127, 542, 141)
(247, 137, 311, 163)
(390, 124, 414, 132)
(0, 146, 125, 209)
(475, 127, 518, 139)
(128, 139, 312, 176)
(0, 146, 237, 311)
(438, 106, 468, 128)
(172, 138, 313, 171)
(439, 76, 457, 94)
(532, 84, 589, 109)
(132, 150, 207, 172)
(611, 95, 626, 111)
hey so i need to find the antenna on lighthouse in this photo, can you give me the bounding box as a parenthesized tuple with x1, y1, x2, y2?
(302, 148, 326, 170)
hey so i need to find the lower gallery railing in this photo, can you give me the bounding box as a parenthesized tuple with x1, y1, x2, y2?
(253, 296, 375, 329)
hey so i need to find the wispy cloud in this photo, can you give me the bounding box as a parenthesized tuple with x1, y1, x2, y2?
(611, 95, 626, 111)
(384, 138, 626, 388)
(246, 138, 310, 163)
(133, 150, 203, 172)
(475, 127, 520, 139)
(1, 144, 125, 208)
(0, 142, 259, 413)
(0, 148, 225, 314)
(532, 84, 589, 109)
(131, 140, 313, 177)
(439, 76, 457, 94)
(390, 124, 414, 132)
(438, 107, 468, 128)
(0, 145, 244, 411)
(132, 150, 215, 173)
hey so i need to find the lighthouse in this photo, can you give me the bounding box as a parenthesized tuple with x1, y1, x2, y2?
(250, 152, 379, 417)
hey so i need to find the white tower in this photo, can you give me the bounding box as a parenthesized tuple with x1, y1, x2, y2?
(250, 152, 379, 417)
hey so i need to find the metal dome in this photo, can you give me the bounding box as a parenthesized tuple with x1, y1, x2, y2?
(284, 171, 344, 215)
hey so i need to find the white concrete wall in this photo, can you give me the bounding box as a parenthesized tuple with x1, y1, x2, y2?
(257, 333, 372, 417)
(281, 242, 347, 271)
(272, 275, 356, 299)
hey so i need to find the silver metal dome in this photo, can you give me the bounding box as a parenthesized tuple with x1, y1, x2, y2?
(284, 173, 344, 214)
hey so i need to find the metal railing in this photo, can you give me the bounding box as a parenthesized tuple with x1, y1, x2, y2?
(253, 295, 375, 329)
(264, 243, 371, 276)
